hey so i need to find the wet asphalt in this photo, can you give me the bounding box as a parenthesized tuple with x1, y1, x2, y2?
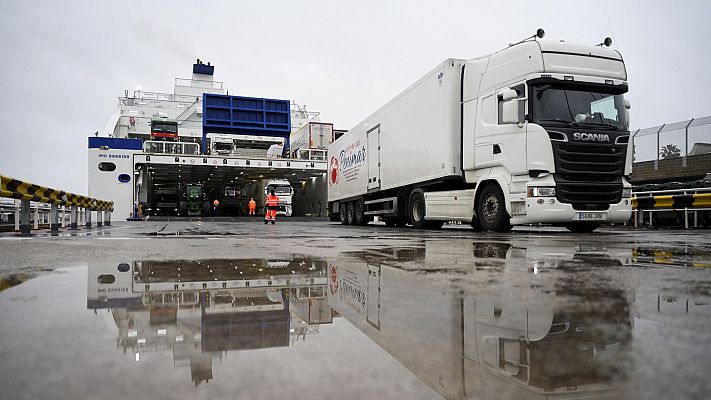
(0, 218, 710, 399)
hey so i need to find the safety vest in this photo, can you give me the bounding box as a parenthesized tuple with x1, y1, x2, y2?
(249, 200, 256, 209)
(266, 195, 279, 207)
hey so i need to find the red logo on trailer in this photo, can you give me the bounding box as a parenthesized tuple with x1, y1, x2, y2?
(329, 156, 339, 186)
(329, 265, 339, 295)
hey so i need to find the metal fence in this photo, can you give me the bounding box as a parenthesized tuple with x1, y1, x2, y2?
(633, 115, 711, 168)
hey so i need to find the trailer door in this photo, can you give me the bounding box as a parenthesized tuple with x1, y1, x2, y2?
(367, 264, 381, 329)
(367, 126, 381, 190)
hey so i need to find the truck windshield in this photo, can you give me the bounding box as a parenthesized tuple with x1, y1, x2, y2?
(531, 85, 628, 130)
(152, 123, 178, 133)
(268, 186, 291, 195)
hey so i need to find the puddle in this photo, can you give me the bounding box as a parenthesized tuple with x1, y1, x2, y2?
(2, 238, 711, 399)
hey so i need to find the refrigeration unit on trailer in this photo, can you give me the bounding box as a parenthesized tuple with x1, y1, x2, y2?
(290, 122, 334, 152)
(327, 30, 633, 232)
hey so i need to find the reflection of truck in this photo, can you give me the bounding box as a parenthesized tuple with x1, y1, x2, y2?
(327, 242, 633, 399)
(264, 179, 293, 216)
(328, 32, 633, 232)
(150, 115, 179, 141)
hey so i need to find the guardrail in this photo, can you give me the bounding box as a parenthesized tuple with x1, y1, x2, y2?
(0, 174, 114, 236)
(632, 187, 711, 229)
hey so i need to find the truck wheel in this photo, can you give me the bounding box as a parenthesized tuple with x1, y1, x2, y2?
(477, 184, 512, 232)
(346, 202, 356, 225)
(339, 203, 348, 225)
(565, 222, 600, 233)
(409, 190, 427, 229)
(354, 199, 367, 225)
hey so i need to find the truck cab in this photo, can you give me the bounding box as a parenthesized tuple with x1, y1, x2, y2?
(461, 40, 632, 232)
(264, 179, 294, 216)
(207, 133, 235, 156)
(150, 115, 179, 141)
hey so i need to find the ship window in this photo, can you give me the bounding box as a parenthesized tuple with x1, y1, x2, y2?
(98, 162, 116, 172)
(97, 274, 115, 284)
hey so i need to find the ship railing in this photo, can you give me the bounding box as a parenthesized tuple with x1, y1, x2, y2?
(174, 78, 224, 90)
(0, 174, 114, 236)
(143, 141, 200, 155)
(292, 148, 327, 161)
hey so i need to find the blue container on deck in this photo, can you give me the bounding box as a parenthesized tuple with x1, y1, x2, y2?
(203, 94, 291, 136)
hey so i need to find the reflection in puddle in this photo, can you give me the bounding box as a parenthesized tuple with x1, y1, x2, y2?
(87, 258, 331, 386)
(20, 238, 711, 398)
(328, 248, 633, 399)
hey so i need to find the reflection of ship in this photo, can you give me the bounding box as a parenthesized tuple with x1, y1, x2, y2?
(330, 239, 634, 399)
(87, 257, 333, 386)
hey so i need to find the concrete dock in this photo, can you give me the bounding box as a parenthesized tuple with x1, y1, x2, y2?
(1, 220, 710, 399)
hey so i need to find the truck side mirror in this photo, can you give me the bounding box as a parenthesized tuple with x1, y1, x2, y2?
(500, 94, 518, 125)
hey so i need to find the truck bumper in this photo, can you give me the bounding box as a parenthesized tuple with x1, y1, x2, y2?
(510, 198, 632, 225)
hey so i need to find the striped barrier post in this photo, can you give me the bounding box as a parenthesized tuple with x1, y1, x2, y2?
(20, 200, 30, 237)
(97, 210, 103, 227)
(50, 204, 59, 234)
(85, 208, 92, 229)
(70, 205, 78, 230)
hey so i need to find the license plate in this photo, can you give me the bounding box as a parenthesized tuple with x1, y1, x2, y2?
(577, 212, 605, 221)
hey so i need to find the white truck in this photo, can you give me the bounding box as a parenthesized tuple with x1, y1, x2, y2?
(327, 31, 633, 232)
(264, 179, 294, 216)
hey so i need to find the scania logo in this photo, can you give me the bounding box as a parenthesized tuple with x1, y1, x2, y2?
(573, 132, 610, 142)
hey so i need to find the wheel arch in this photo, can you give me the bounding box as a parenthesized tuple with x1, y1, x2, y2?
(474, 173, 512, 218)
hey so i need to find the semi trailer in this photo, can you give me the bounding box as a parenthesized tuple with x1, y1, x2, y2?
(327, 31, 633, 232)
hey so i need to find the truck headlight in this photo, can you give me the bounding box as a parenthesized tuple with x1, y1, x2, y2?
(527, 187, 556, 197)
(622, 188, 632, 198)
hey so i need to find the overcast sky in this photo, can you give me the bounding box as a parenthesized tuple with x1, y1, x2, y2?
(1, 0, 710, 193)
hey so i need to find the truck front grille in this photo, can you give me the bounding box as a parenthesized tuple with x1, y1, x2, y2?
(552, 141, 626, 210)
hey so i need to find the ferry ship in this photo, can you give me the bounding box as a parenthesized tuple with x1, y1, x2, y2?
(89, 60, 341, 219)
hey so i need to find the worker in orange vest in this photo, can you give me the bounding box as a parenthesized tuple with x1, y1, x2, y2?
(212, 198, 220, 216)
(264, 190, 279, 224)
(248, 197, 256, 216)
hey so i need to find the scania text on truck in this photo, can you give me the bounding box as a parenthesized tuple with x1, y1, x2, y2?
(327, 30, 633, 232)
